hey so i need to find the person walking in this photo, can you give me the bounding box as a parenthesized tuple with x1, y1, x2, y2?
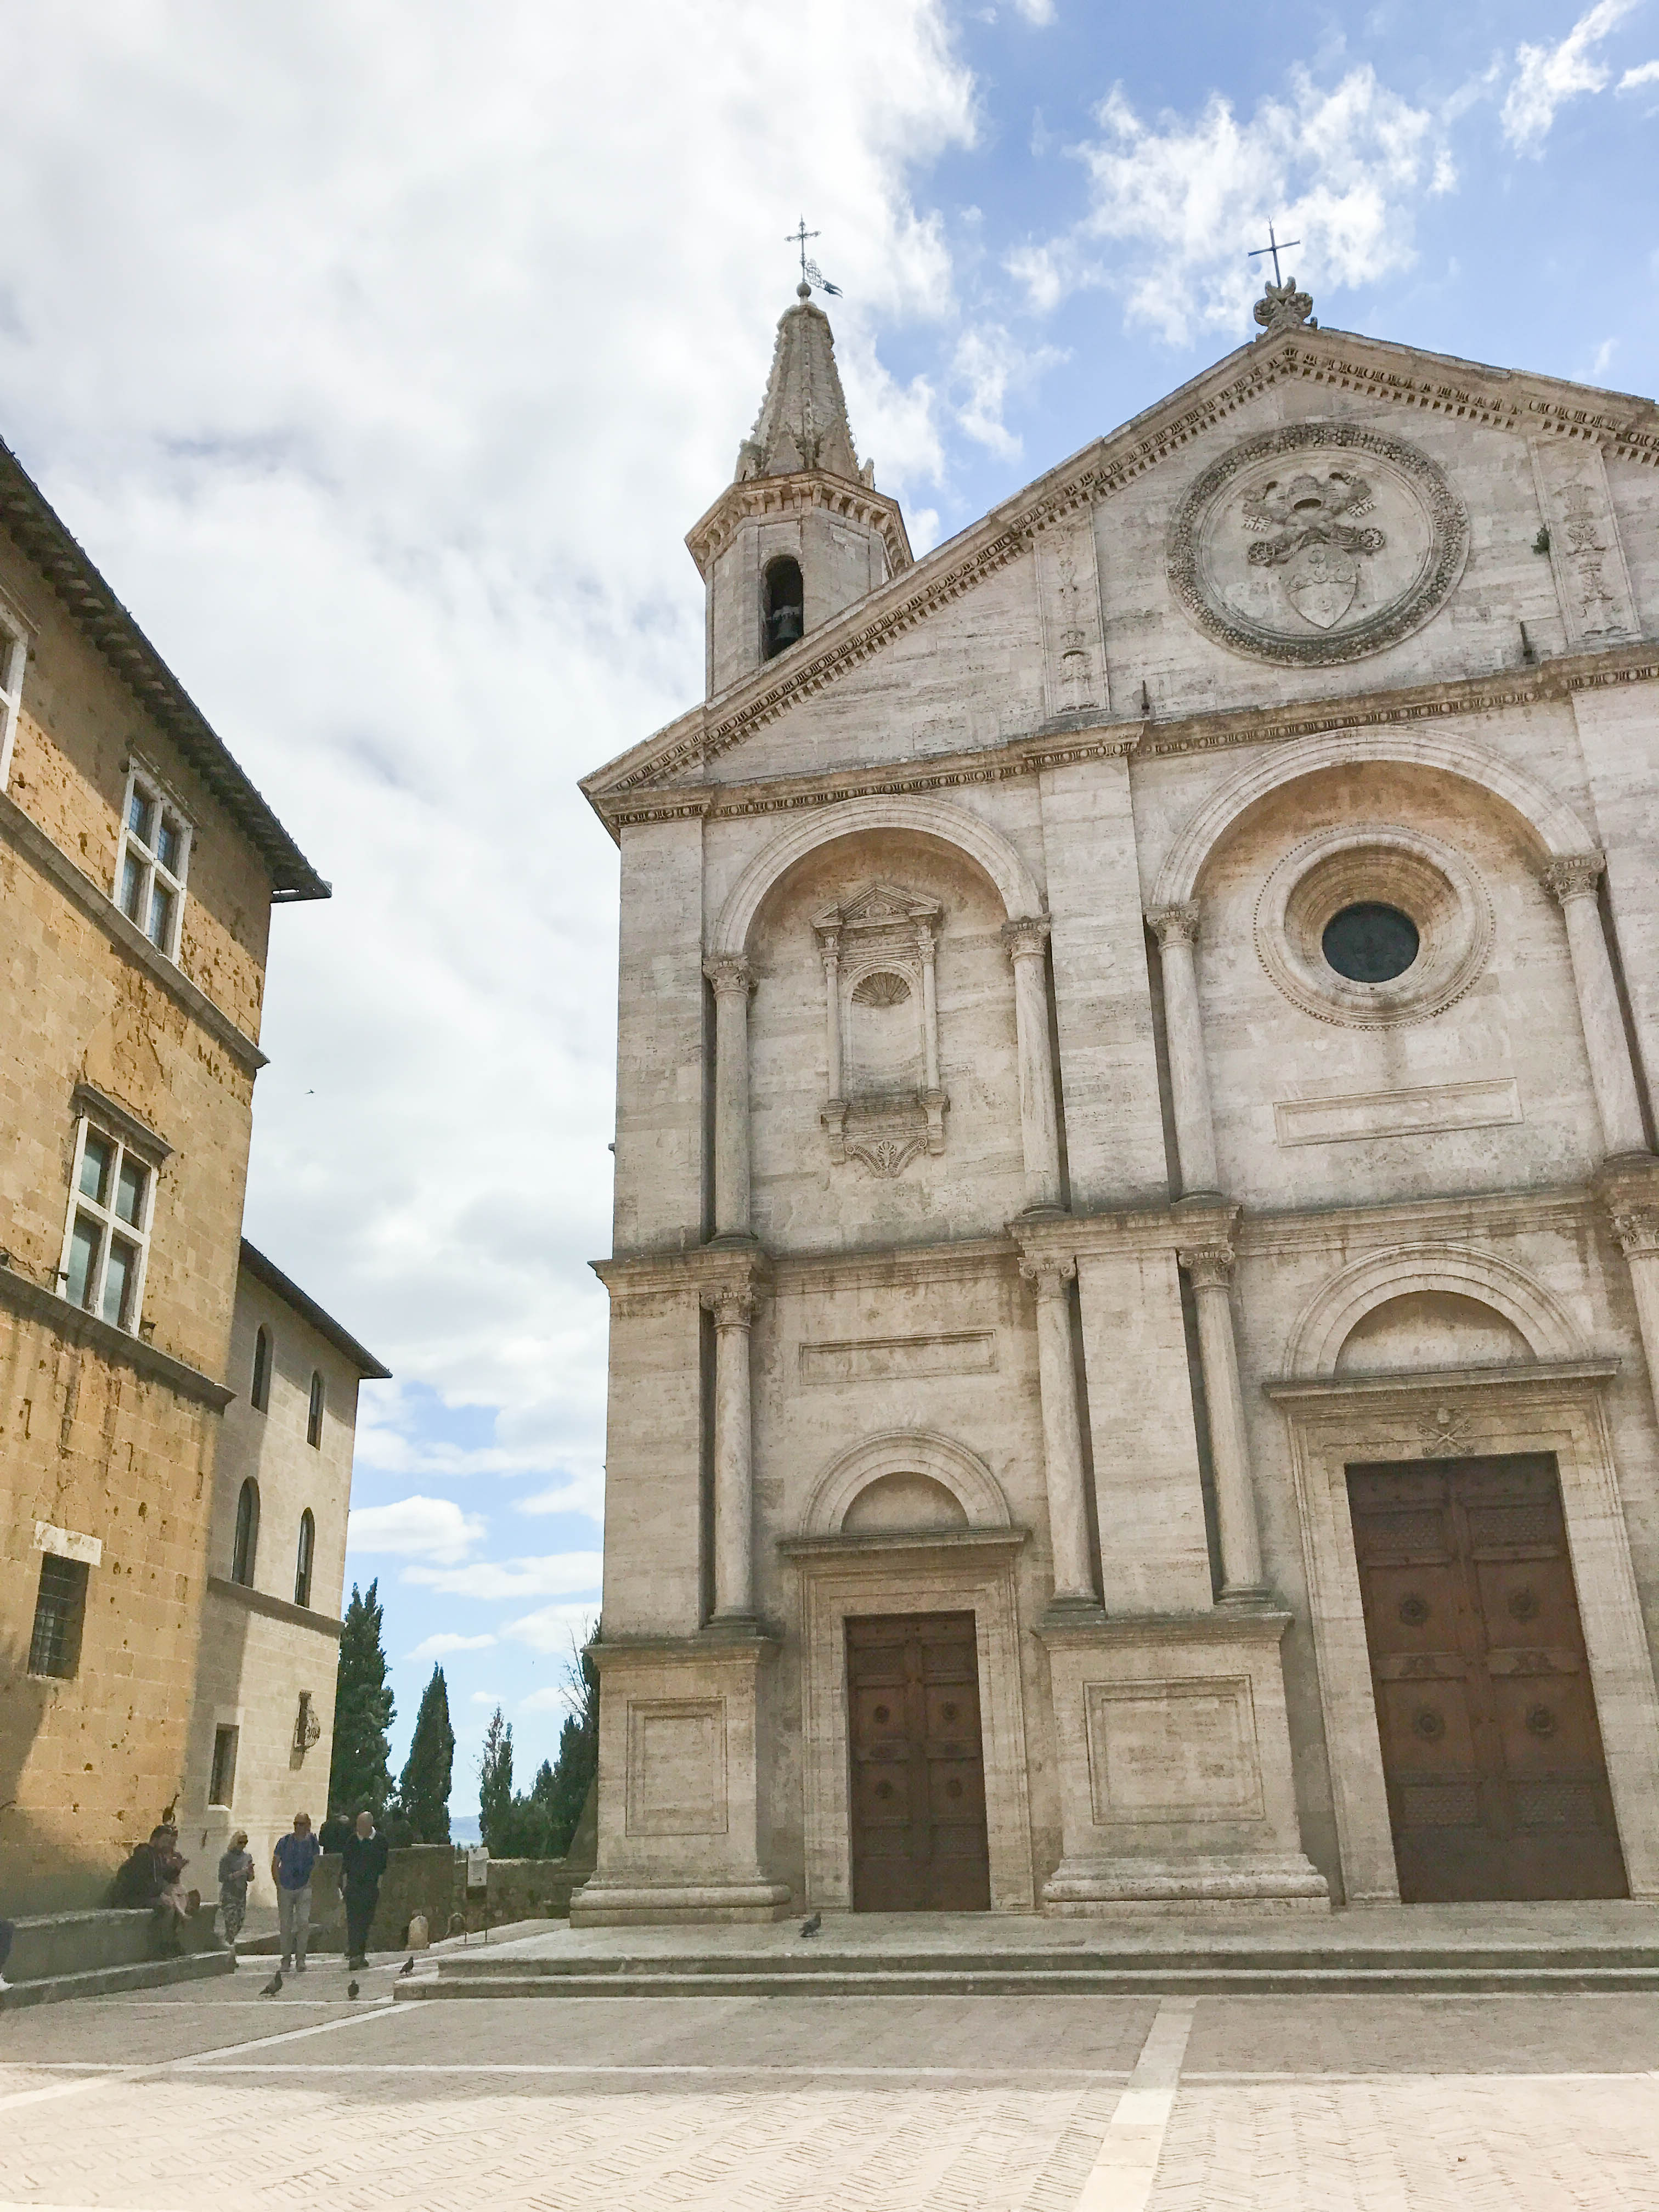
(271, 1812, 321, 1975)
(217, 1831, 254, 1962)
(338, 1809, 389, 1971)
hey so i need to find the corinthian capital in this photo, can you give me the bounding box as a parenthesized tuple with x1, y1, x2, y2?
(1001, 914, 1052, 963)
(1541, 852, 1606, 907)
(1019, 1252, 1077, 1296)
(1611, 1206, 1659, 1261)
(700, 1285, 758, 1328)
(703, 953, 753, 997)
(1178, 1242, 1235, 1290)
(1148, 902, 1201, 949)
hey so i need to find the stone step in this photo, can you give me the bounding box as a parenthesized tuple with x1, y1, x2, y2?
(1, 1948, 234, 2011)
(398, 1958, 1659, 2000)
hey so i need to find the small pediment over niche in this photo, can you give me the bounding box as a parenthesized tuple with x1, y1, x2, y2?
(813, 882, 943, 940)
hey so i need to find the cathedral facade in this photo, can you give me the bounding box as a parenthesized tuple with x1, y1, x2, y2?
(577, 274, 1659, 1920)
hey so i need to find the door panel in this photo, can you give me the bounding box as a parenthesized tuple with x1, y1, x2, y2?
(847, 1612, 991, 1911)
(1348, 1453, 1627, 1902)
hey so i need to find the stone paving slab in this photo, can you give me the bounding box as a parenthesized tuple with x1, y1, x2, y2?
(2, 1980, 1656, 2210)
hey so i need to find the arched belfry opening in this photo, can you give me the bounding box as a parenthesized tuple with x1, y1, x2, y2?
(762, 555, 804, 658)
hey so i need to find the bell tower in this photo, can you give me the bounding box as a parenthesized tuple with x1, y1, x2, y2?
(687, 285, 911, 699)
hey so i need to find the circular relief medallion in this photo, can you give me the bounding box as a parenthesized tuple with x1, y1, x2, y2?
(1413, 1707, 1446, 1741)
(1398, 1594, 1431, 1628)
(1167, 422, 1469, 665)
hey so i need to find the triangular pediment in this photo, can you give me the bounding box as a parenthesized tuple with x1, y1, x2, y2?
(583, 317, 1659, 830)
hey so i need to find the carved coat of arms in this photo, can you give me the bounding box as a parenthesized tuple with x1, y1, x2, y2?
(1241, 470, 1386, 630)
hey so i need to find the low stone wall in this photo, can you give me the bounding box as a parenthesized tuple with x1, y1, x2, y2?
(287, 1844, 458, 1954)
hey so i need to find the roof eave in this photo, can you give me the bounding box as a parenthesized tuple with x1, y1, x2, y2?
(239, 1239, 392, 1379)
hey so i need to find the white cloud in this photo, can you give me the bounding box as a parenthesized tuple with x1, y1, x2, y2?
(951, 326, 1067, 457)
(1011, 0, 1056, 22)
(404, 1552, 605, 1601)
(1502, 0, 1641, 151)
(469, 1691, 503, 1708)
(505, 1602, 602, 1654)
(405, 1631, 497, 1662)
(1013, 67, 1452, 345)
(0, 3, 975, 1595)
(348, 1496, 487, 1566)
(514, 1481, 591, 1517)
(517, 1685, 582, 1716)
(1618, 59, 1659, 88)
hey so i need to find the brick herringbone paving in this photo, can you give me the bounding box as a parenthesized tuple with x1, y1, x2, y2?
(2, 1979, 1656, 2209)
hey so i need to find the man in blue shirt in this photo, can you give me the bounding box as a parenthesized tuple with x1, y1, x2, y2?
(271, 1812, 321, 1974)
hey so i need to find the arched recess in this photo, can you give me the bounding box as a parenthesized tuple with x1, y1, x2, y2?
(802, 1430, 1014, 1538)
(1282, 1242, 1593, 1378)
(1150, 726, 1597, 912)
(710, 794, 1044, 961)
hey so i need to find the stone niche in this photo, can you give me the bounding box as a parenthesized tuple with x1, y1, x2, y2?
(815, 882, 948, 1177)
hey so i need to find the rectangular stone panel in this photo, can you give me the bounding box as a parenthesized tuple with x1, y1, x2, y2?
(1085, 1676, 1265, 1824)
(624, 1697, 729, 1837)
(1273, 1077, 1521, 1148)
(798, 1331, 997, 1385)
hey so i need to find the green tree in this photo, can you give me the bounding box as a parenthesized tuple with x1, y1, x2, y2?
(328, 1579, 395, 1817)
(477, 1705, 515, 1854)
(538, 1644, 598, 1857)
(397, 1663, 455, 1843)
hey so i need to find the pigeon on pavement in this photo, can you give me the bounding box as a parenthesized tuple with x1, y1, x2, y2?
(799, 1913, 822, 1938)
(397, 1956, 415, 1977)
(347, 1979, 360, 1999)
(259, 1971, 283, 1997)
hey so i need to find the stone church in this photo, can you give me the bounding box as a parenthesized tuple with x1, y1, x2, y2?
(576, 268, 1659, 1922)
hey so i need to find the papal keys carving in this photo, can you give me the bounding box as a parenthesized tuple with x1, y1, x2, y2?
(1169, 422, 1469, 667)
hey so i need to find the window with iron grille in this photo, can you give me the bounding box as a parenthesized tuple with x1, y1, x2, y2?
(29, 1553, 88, 1678)
(114, 763, 191, 960)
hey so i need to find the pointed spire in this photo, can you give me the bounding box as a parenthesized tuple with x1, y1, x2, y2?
(734, 286, 873, 488)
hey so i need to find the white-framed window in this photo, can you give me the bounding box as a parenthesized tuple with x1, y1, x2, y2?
(58, 1114, 158, 1334)
(0, 620, 26, 791)
(115, 761, 191, 959)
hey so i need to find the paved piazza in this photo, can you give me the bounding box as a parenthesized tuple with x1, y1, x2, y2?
(3, 1962, 1658, 2210)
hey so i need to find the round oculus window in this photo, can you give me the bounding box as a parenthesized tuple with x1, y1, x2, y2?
(1322, 902, 1420, 984)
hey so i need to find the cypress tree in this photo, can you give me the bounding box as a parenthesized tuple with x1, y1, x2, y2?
(540, 1645, 598, 1857)
(478, 1705, 515, 1853)
(328, 1579, 396, 1817)
(398, 1663, 456, 1843)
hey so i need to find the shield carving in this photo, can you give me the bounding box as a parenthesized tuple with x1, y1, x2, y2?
(1283, 541, 1358, 629)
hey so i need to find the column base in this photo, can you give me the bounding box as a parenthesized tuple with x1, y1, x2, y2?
(1042, 1853, 1329, 1915)
(569, 1877, 794, 1928)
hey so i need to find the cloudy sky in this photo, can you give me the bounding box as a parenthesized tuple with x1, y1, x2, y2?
(6, 2, 1656, 1811)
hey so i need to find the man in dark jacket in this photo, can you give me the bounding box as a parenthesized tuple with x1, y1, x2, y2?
(338, 1809, 389, 1970)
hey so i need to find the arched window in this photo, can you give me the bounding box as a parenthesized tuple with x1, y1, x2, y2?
(231, 1479, 259, 1587)
(294, 1508, 315, 1608)
(250, 1325, 272, 1413)
(307, 1370, 325, 1448)
(762, 556, 804, 658)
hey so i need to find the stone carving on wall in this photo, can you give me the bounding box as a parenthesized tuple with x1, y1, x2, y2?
(1036, 523, 1105, 719)
(1168, 422, 1468, 666)
(1528, 441, 1637, 647)
(814, 883, 947, 1177)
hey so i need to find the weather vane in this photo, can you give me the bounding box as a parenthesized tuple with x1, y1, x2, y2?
(787, 217, 842, 297)
(1248, 222, 1301, 288)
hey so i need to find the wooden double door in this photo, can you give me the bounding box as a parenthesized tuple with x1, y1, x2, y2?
(847, 1612, 991, 1911)
(1349, 1453, 1627, 1901)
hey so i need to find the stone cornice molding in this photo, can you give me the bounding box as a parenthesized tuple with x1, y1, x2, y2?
(685, 469, 912, 580)
(591, 645, 1659, 844)
(588, 1629, 782, 1668)
(583, 315, 1659, 814)
(206, 1575, 344, 1638)
(779, 1527, 1029, 1563)
(1240, 1182, 1598, 1257)
(593, 1243, 772, 1308)
(1265, 1357, 1620, 1406)
(0, 788, 267, 1074)
(1036, 1606, 1293, 1651)
(0, 1261, 234, 1408)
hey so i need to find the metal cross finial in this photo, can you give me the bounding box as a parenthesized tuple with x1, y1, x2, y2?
(1249, 222, 1302, 287)
(787, 218, 821, 284)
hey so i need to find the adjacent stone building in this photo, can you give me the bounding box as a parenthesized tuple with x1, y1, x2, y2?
(0, 437, 331, 1909)
(181, 1242, 388, 1909)
(577, 274, 1659, 1921)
